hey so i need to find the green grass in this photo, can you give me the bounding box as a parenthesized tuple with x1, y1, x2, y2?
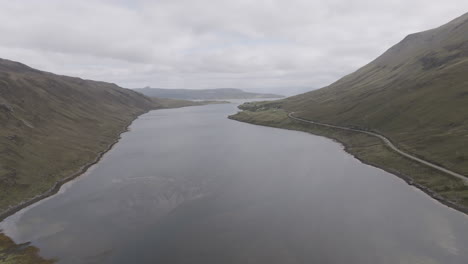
(229, 108, 468, 211)
(0, 233, 55, 264)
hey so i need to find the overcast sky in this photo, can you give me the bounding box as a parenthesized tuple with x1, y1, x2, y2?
(0, 0, 467, 95)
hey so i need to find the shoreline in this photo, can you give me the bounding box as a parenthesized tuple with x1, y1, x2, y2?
(0, 101, 228, 223)
(0, 110, 149, 222)
(228, 112, 468, 216)
(340, 137, 468, 216)
(288, 112, 468, 183)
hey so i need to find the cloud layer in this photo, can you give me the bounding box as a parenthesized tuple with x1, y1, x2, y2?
(0, 0, 467, 95)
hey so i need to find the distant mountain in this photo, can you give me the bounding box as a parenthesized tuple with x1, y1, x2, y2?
(0, 58, 207, 217)
(134, 87, 284, 100)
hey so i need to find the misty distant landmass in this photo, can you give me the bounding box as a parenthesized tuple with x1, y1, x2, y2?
(134, 87, 284, 100)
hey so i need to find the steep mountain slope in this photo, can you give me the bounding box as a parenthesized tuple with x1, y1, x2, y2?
(230, 13, 468, 211)
(0, 58, 160, 214)
(275, 12, 468, 175)
(134, 87, 283, 100)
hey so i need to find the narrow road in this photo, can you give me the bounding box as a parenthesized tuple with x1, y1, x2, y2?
(288, 112, 468, 183)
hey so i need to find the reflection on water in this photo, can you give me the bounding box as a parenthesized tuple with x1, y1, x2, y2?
(1, 102, 468, 264)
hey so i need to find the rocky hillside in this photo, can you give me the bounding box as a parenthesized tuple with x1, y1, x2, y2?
(0, 58, 159, 214)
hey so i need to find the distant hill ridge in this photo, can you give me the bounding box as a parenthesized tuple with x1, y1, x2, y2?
(134, 87, 284, 100)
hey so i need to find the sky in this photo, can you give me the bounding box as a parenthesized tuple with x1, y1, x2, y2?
(0, 1, 467, 95)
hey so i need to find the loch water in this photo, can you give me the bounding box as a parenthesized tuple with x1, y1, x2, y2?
(2, 102, 468, 263)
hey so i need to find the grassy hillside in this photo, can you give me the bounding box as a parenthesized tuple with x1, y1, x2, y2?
(286, 13, 468, 175)
(0, 58, 210, 217)
(230, 13, 468, 211)
(239, 12, 468, 175)
(134, 87, 284, 100)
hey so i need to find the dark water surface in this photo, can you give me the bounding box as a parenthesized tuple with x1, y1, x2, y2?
(2, 102, 468, 263)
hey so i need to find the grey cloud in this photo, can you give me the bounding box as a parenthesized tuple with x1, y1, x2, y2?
(0, 0, 467, 94)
